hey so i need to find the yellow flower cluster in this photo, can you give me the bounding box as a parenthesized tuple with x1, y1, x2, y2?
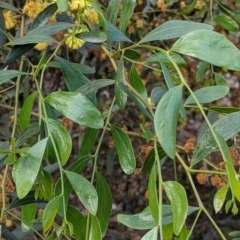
(64, 29, 85, 49)
(84, 8, 99, 24)
(69, 0, 90, 11)
(22, 0, 47, 19)
(34, 43, 48, 51)
(2, 10, 17, 29)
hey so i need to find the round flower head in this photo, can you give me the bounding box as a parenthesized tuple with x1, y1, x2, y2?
(23, 1, 42, 19)
(84, 8, 98, 24)
(3, 10, 17, 29)
(34, 43, 48, 51)
(69, 0, 91, 11)
(64, 29, 85, 49)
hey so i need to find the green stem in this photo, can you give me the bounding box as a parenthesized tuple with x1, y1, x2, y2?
(186, 209, 202, 240)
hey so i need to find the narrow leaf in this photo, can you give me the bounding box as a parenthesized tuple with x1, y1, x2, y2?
(163, 181, 188, 235)
(76, 31, 107, 43)
(89, 215, 102, 240)
(0, 12, 6, 48)
(213, 185, 229, 213)
(0, 70, 27, 85)
(214, 72, 227, 86)
(45, 91, 103, 129)
(124, 49, 141, 60)
(111, 125, 136, 174)
(151, 87, 167, 106)
(196, 61, 209, 83)
(140, 124, 153, 142)
(119, 0, 136, 33)
(0, 1, 19, 12)
(21, 203, 36, 232)
(154, 85, 182, 159)
(214, 15, 239, 32)
(141, 227, 158, 240)
(15, 138, 48, 199)
(65, 171, 98, 215)
(139, 20, 213, 43)
(171, 29, 240, 71)
(185, 86, 229, 104)
(42, 195, 61, 232)
(96, 172, 112, 236)
(209, 107, 240, 114)
(106, 0, 122, 25)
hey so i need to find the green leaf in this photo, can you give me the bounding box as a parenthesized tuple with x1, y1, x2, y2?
(192, 112, 240, 166)
(140, 124, 153, 142)
(111, 125, 136, 174)
(5, 32, 57, 46)
(129, 65, 147, 100)
(96, 172, 112, 236)
(76, 79, 115, 96)
(76, 31, 107, 43)
(214, 15, 239, 32)
(214, 72, 227, 86)
(0, 70, 27, 85)
(119, 0, 136, 33)
(163, 181, 188, 235)
(0, 12, 6, 48)
(228, 231, 240, 238)
(145, 52, 186, 67)
(154, 85, 182, 159)
(57, 0, 68, 11)
(209, 107, 240, 114)
(21, 203, 36, 232)
(5, 44, 36, 64)
(0, 1, 19, 11)
(19, 91, 38, 130)
(141, 147, 166, 174)
(45, 91, 103, 129)
(29, 3, 58, 31)
(106, 0, 122, 25)
(171, 29, 240, 71)
(216, 0, 240, 22)
(162, 223, 174, 240)
(28, 22, 75, 36)
(65, 171, 98, 215)
(139, 20, 213, 43)
(196, 61, 209, 83)
(148, 166, 159, 224)
(46, 118, 72, 166)
(106, 20, 132, 42)
(89, 215, 102, 240)
(181, 0, 197, 14)
(15, 138, 48, 199)
(115, 56, 127, 108)
(66, 205, 86, 240)
(15, 122, 39, 148)
(213, 185, 229, 213)
(124, 49, 141, 60)
(47, 60, 95, 74)
(185, 86, 229, 105)
(151, 87, 167, 106)
(141, 227, 158, 240)
(42, 195, 61, 232)
(33, 51, 47, 80)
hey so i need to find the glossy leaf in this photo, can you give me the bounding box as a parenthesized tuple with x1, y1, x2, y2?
(78, 128, 98, 158)
(29, 3, 58, 31)
(21, 203, 36, 232)
(0, 1, 19, 12)
(148, 166, 159, 224)
(192, 112, 240, 166)
(129, 65, 147, 100)
(46, 118, 72, 166)
(115, 56, 127, 108)
(196, 61, 209, 83)
(66, 205, 86, 240)
(154, 85, 182, 159)
(111, 125, 136, 174)
(185, 86, 229, 104)
(76, 79, 115, 96)
(45, 91, 103, 129)
(140, 124, 153, 142)
(124, 49, 141, 60)
(5, 32, 57, 45)
(65, 171, 98, 215)
(145, 52, 186, 67)
(151, 87, 167, 106)
(15, 138, 48, 199)
(139, 20, 213, 43)
(106, 0, 122, 25)
(15, 122, 39, 148)
(214, 15, 239, 32)
(163, 181, 188, 235)
(89, 215, 102, 240)
(171, 29, 240, 71)
(0, 70, 27, 85)
(29, 22, 75, 35)
(213, 185, 229, 213)
(119, 0, 136, 33)
(106, 20, 132, 42)
(141, 227, 158, 240)
(48, 60, 95, 74)
(57, 0, 68, 11)
(76, 31, 107, 43)
(42, 195, 61, 232)
(5, 44, 36, 64)
(96, 172, 112, 236)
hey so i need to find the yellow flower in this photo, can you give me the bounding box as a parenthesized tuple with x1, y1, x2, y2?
(34, 43, 48, 51)
(2, 10, 17, 29)
(23, 1, 42, 19)
(69, 0, 91, 11)
(84, 8, 98, 24)
(64, 29, 85, 49)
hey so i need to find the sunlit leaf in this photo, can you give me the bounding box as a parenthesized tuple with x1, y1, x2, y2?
(76, 32, 107, 43)
(21, 203, 36, 232)
(56, 0, 68, 11)
(89, 215, 102, 240)
(213, 185, 229, 213)
(141, 227, 158, 240)
(214, 15, 239, 32)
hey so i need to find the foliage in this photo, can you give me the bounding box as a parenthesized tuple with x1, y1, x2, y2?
(0, 0, 240, 239)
